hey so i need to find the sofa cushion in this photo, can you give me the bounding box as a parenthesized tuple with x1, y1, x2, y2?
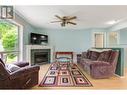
(82, 52, 88, 58)
(87, 50, 92, 59)
(5, 64, 20, 73)
(90, 51, 100, 61)
(97, 50, 112, 62)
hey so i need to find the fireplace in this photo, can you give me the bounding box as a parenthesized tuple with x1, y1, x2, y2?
(31, 49, 50, 65)
(26, 45, 53, 65)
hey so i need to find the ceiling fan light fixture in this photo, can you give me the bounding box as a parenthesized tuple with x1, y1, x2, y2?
(61, 23, 65, 27)
(51, 15, 77, 27)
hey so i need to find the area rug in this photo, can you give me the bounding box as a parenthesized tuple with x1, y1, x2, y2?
(39, 62, 93, 87)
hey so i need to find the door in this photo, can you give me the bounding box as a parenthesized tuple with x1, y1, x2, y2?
(93, 33, 104, 48)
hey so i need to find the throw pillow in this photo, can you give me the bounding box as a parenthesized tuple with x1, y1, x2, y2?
(90, 51, 100, 60)
(82, 52, 88, 58)
(108, 50, 119, 64)
(97, 50, 112, 62)
(5, 64, 20, 73)
(87, 50, 92, 59)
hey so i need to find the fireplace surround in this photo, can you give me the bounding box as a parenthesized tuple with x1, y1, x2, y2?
(31, 49, 50, 65)
(26, 45, 53, 65)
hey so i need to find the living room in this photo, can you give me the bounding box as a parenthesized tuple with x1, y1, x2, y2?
(0, 5, 127, 89)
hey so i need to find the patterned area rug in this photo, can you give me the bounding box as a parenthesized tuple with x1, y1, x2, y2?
(39, 62, 93, 87)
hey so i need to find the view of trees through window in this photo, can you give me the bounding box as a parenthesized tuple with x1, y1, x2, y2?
(0, 21, 18, 63)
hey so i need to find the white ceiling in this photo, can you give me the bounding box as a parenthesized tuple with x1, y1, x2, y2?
(15, 5, 127, 29)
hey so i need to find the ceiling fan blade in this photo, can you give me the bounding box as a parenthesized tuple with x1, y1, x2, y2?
(50, 21, 62, 23)
(67, 22, 77, 25)
(68, 16, 77, 20)
(55, 15, 63, 20)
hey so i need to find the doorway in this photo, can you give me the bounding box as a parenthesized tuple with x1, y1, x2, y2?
(93, 32, 105, 48)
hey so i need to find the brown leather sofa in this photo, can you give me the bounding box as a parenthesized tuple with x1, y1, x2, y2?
(79, 49, 119, 79)
(0, 58, 40, 89)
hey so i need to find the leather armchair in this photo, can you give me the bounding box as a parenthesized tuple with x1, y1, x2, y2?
(0, 58, 40, 89)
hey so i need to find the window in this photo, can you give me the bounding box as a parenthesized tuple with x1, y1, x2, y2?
(108, 32, 119, 47)
(0, 21, 19, 63)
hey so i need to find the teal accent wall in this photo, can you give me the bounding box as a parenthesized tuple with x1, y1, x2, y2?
(114, 48, 124, 76)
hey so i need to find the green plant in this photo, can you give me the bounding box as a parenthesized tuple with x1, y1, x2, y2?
(0, 22, 18, 59)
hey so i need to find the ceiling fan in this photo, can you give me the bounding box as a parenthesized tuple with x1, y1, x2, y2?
(51, 15, 77, 27)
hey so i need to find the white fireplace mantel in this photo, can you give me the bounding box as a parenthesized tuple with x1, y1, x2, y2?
(26, 45, 54, 64)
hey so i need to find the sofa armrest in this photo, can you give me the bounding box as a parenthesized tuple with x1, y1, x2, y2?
(9, 65, 40, 79)
(0, 62, 10, 80)
(90, 61, 111, 67)
(90, 61, 113, 78)
(13, 61, 29, 67)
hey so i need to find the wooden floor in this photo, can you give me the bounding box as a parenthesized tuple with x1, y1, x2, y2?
(32, 63, 127, 90)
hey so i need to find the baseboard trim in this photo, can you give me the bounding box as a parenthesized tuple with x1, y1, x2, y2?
(114, 74, 125, 78)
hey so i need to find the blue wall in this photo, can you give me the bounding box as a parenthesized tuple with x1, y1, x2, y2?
(47, 29, 92, 53)
(13, 14, 36, 60)
(35, 27, 127, 69)
(36, 29, 92, 53)
(35, 28, 108, 53)
(119, 28, 127, 45)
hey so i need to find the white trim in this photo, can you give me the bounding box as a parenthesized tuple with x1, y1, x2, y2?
(123, 48, 126, 77)
(116, 31, 120, 45)
(114, 74, 125, 78)
(18, 25, 23, 61)
(3, 19, 24, 61)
